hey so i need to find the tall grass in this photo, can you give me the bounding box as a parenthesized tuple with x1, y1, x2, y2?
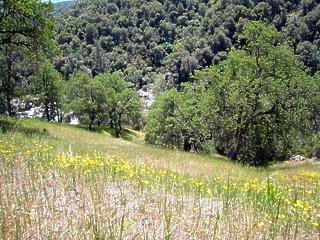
(0, 117, 319, 239)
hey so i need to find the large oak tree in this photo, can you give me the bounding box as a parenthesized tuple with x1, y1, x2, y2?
(145, 21, 320, 165)
(0, 0, 56, 115)
(197, 21, 318, 164)
(0, 0, 55, 51)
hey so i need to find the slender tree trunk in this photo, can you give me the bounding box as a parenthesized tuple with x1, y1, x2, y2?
(193, 143, 198, 153)
(4, 48, 14, 116)
(5, 88, 12, 116)
(45, 99, 50, 121)
(115, 114, 122, 138)
(88, 110, 95, 131)
(109, 110, 115, 128)
(57, 109, 63, 122)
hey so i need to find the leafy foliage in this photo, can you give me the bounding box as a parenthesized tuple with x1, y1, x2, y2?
(0, 0, 55, 52)
(67, 72, 142, 134)
(54, 0, 320, 87)
(32, 61, 65, 122)
(145, 84, 207, 151)
(0, 0, 56, 116)
(146, 21, 320, 165)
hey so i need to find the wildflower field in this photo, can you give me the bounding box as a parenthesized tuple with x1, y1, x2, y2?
(0, 117, 319, 239)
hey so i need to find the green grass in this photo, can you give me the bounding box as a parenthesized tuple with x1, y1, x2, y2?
(0, 116, 319, 239)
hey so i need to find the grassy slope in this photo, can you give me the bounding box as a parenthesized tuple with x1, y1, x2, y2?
(0, 117, 319, 239)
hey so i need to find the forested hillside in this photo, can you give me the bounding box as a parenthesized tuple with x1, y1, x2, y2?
(53, 1, 74, 16)
(54, 0, 320, 89)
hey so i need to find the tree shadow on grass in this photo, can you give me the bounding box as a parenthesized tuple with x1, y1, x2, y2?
(74, 125, 140, 141)
(0, 117, 50, 137)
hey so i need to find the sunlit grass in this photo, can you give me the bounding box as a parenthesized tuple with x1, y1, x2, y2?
(0, 117, 319, 239)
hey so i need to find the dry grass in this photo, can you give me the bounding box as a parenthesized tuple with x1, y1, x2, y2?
(0, 117, 319, 239)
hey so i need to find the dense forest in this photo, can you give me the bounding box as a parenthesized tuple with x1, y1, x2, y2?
(1, 0, 320, 165)
(53, 0, 320, 86)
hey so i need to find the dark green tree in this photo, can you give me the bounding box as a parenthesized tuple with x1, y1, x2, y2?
(95, 73, 142, 137)
(0, 47, 17, 115)
(67, 72, 106, 130)
(145, 89, 182, 148)
(196, 21, 317, 165)
(53, 0, 320, 92)
(0, 0, 56, 116)
(32, 61, 65, 122)
(145, 84, 206, 151)
(296, 41, 320, 75)
(0, 0, 55, 51)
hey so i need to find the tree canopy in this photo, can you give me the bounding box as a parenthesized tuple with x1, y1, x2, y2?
(67, 72, 142, 134)
(54, 0, 320, 87)
(0, 0, 56, 116)
(0, 0, 55, 52)
(32, 61, 64, 122)
(145, 21, 320, 165)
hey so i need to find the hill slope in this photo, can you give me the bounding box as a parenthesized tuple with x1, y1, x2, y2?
(0, 117, 319, 239)
(54, 0, 320, 89)
(53, 1, 74, 16)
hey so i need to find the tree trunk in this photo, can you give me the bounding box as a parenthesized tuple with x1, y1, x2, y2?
(4, 48, 14, 116)
(115, 115, 122, 138)
(109, 110, 115, 128)
(57, 109, 63, 122)
(115, 129, 120, 138)
(5, 90, 13, 116)
(45, 99, 50, 121)
(88, 110, 95, 131)
(183, 139, 192, 151)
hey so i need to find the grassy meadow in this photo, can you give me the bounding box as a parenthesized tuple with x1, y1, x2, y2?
(0, 117, 319, 239)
